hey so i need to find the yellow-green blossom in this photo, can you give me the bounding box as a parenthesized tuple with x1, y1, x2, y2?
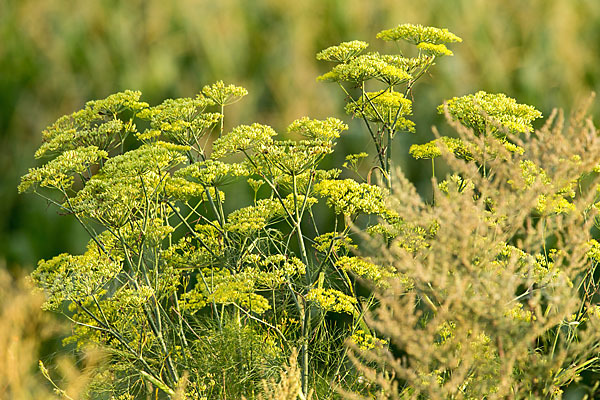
(536, 194, 575, 215)
(318, 52, 412, 85)
(247, 178, 264, 193)
(163, 176, 205, 201)
(417, 42, 454, 57)
(438, 174, 474, 195)
(212, 123, 277, 158)
(343, 152, 368, 171)
(273, 167, 341, 193)
(435, 321, 456, 345)
(176, 160, 249, 186)
(316, 40, 369, 63)
(225, 198, 285, 234)
(376, 24, 462, 45)
(380, 54, 431, 74)
(31, 239, 122, 310)
(509, 160, 576, 215)
(315, 179, 389, 216)
(335, 256, 397, 287)
(440, 91, 542, 136)
(201, 80, 248, 106)
(262, 255, 306, 276)
(491, 242, 532, 272)
(586, 239, 600, 262)
(19, 146, 108, 193)
(306, 288, 357, 314)
(409, 137, 473, 161)
(115, 286, 155, 309)
(35, 90, 147, 158)
(273, 140, 335, 174)
(587, 305, 600, 319)
(313, 232, 356, 254)
(367, 219, 437, 253)
(530, 251, 569, 285)
(346, 91, 414, 130)
(351, 329, 387, 350)
(504, 303, 536, 323)
(179, 289, 208, 314)
(287, 117, 348, 142)
(137, 96, 219, 145)
(243, 254, 307, 279)
(210, 280, 270, 314)
(68, 144, 187, 227)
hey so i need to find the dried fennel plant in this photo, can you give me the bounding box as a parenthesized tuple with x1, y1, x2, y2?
(0, 266, 101, 400)
(346, 98, 600, 399)
(240, 349, 313, 400)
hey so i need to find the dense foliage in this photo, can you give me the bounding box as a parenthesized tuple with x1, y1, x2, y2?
(20, 22, 600, 399)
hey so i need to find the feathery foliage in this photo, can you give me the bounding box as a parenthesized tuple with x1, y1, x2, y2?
(20, 21, 600, 399)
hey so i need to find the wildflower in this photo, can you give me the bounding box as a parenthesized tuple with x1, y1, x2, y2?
(409, 137, 473, 161)
(137, 96, 219, 145)
(306, 288, 357, 314)
(35, 90, 148, 158)
(343, 152, 368, 171)
(504, 303, 536, 323)
(586, 239, 600, 262)
(176, 159, 249, 187)
(315, 179, 389, 216)
(440, 91, 542, 136)
(438, 174, 474, 195)
(346, 90, 415, 130)
(313, 232, 356, 254)
(19, 146, 108, 193)
(318, 52, 412, 85)
(316, 40, 369, 63)
(335, 256, 397, 287)
(212, 123, 277, 158)
(201, 80, 248, 106)
(225, 198, 285, 234)
(380, 54, 431, 74)
(31, 239, 122, 310)
(376, 23, 462, 45)
(209, 279, 271, 314)
(247, 177, 264, 193)
(351, 329, 387, 350)
(417, 42, 454, 57)
(287, 117, 348, 142)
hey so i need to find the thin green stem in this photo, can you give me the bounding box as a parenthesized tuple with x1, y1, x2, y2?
(220, 104, 225, 138)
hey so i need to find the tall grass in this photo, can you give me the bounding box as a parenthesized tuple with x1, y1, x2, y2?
(0, 265, 96, 399)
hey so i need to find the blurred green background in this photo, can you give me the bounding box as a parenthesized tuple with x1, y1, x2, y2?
(2, 0, 600, 270)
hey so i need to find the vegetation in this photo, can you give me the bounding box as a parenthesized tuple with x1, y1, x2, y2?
(347, 97, 600, 399)
(5, 0, 600, 273)
(17, 21, 600, 400)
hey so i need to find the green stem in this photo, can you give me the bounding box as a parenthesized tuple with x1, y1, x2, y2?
(337, 83, 385, 171)
(73, 300, 166, 389)
(119, 235, 179, 386)
(432, 158, 436, 204)
(220, 104, 225, 138)
(385, 127, 393, 191)
(291, 171, 312, 396)
(292, 173, 309, 266)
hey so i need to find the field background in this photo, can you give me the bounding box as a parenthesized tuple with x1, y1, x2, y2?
(1, 1, 599, 396)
